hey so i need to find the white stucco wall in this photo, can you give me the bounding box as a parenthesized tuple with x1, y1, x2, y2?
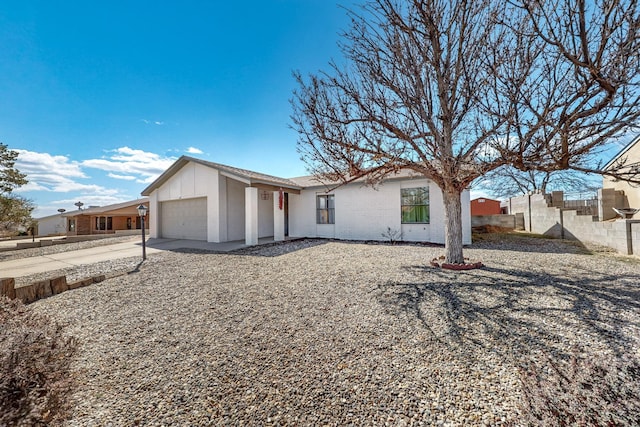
(257, 189, 275, 238)
(36, 214, 66, 236)
(603, 140, 640, 210)
(149, 162, 221, 242)
(288, 193, 315, 238)
(226, 178, 246, 241)
(289, 179, 471, 245)
(146, 160, 470, 245)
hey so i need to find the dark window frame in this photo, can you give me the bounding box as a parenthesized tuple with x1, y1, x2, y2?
(401, 187, 430, 224)
(95, 216, 113, 231)
(316, 194, 335, 224)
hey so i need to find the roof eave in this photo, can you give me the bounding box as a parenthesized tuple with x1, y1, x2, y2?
(603, 134, 640, 171)
(141, 156, 192, 196)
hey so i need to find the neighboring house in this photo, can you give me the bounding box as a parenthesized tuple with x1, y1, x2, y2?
(602, 134, 640, 212)
(35, 213, 67, 236)
(470, 197, 502, 216)
(141, 156, 471, 245)
(63, 198, 149, 236)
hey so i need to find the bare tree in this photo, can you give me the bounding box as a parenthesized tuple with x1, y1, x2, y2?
(291, 0, 639, 264)
(475, 167, 600, 200)
(496, 0, 640, 180)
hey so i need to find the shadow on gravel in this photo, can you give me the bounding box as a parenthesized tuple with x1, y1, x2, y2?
(378, 262, 640, 423)
(377, 264, 640, 360)
(127, 260, 146, 274)
(470, 233, 596, 255)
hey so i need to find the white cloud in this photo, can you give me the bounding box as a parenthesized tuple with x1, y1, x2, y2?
(108, 173, 137, 180)
(34, 194, 134, 217)
(13, 150, 108, 194)
(13, 146, 174, 216)
(15, 150, 86, 178)
(82, 146, 176, 184)
(186, 146, 203, 154)
(12, 148, 152, 194)
(141, 119, 165, 125)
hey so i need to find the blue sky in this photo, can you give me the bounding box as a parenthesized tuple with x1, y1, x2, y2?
(1, 1, 358, 217)
(1, 1, 633, 218)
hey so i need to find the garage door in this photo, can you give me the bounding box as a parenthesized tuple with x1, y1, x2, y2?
(160, 197, 207, 240)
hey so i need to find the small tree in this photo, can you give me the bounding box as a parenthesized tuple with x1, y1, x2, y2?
(0, 195, 34, 236)
(292, 0, 640, 264)
(0, 143, 27, 194)
(0, 143, 32, 236)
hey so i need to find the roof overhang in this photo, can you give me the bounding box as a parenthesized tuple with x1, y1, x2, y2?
(603, 134, 640, 171)
(141, 155, 303, 196)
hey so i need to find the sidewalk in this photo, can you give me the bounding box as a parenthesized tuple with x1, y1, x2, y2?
(0, 237, 277, 278)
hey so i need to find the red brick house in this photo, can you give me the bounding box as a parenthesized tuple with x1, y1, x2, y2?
(63, 198, 149, 236)
(470, 197, 502, 216)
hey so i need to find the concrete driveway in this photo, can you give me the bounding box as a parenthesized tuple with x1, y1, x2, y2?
(0, 237, 280, 278)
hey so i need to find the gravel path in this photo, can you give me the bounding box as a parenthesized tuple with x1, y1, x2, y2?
(29, 236, 640, 425)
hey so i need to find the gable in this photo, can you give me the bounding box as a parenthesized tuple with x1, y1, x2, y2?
(155, 161, 216, 201)
(142, 156, 301, 197)
(604, 135, 640, 171)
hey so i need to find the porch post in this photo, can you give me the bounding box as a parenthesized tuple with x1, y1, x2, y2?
(245, 187, 258, 246)
(273, 190, 285, 242)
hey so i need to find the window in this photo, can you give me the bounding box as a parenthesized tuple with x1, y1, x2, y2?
(68, 219, 76, 232)
(95, 216, 113, 231)
(401, 187, 429, 223)
(316, 194, 335, 224)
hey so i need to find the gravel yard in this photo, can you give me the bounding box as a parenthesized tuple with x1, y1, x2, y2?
(28, 236, 640, 425)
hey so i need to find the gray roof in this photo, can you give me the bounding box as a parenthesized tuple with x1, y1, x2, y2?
(63, 198, 149, 217)
(141, 156, 302, 196)
(289, 168, 426, 189)
(141, 156, 431, 196)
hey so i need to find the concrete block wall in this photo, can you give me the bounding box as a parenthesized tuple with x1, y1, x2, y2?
(598, 188, 627, 221)
(505, 196, 529, 215)
(528, 194, 563, 237)
(507, 190, 639, 255)
(471, 215, 516, 229)
(632, 222, 640, 255)
(560, 210, 633, 254)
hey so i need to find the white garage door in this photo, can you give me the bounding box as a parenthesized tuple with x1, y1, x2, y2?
(160, 198, 208, 240)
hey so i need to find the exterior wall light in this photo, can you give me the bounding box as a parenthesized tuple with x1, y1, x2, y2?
(137, 204, 148, 260)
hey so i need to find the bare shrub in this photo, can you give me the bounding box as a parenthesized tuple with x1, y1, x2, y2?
(381, 227, 402, 244)
(0, 296, 77, 426)
(518, 349, 640, 425)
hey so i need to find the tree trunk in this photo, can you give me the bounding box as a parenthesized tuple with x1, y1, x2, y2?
(442, 188, 465, 264)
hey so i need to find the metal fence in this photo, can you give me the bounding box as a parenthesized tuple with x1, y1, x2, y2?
(563, 195, 598, 216)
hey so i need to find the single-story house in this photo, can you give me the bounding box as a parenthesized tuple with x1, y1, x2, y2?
(141, 156, 471, 245)
(602, 134, 640, 213)
(470, 197, 502, 216)
(34, 213, 67, 236)
(63, 198, 149, 236)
